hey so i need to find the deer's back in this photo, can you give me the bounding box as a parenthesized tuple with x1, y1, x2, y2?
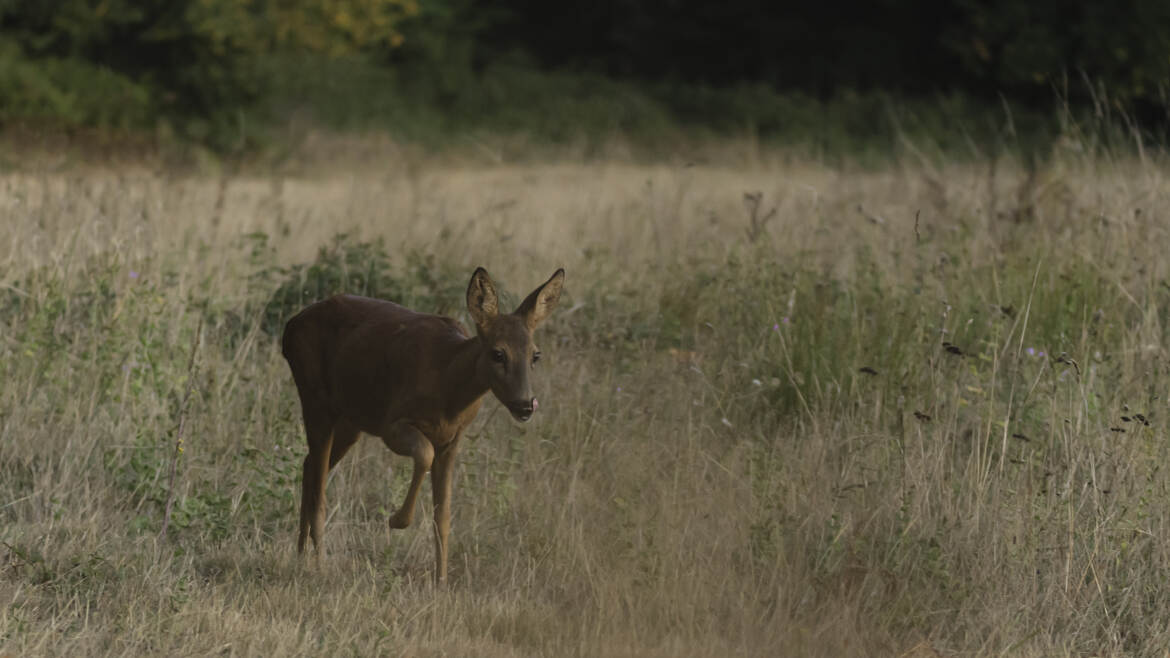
(282, 294, 471, 430)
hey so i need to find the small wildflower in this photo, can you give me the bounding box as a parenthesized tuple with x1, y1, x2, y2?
(616, 386, 622, 392)
(751, 378, 762, 386)
(772, 323, 780, 331)
(721, 417, 733, 428)
(1026, 347, 1035, 356)
(782, 317, 790, 324)
(129, 270, 139, 279)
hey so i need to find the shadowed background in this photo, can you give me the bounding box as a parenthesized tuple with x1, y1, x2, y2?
(2, 0, 1170, 159)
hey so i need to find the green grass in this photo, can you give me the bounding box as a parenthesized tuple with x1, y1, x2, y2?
(6, 46, 1134, 167)
(257, 54, 1072, 162)
(2, 149, 1170, 655)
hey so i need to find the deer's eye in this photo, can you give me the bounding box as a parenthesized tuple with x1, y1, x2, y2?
(491, 349, 507, 363)
(532, 351, 542, 366)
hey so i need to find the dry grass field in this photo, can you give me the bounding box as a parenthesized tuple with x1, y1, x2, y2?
(3, 144, 1170, 656)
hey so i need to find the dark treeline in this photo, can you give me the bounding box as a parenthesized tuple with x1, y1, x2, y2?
(471, 0, 1170, 107)
(479, 1, 963, 95)
(2, 0, 1169, 147)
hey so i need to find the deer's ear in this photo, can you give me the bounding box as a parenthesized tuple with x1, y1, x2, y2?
(467, 267, 499, 332)
(515, 268, 565, 330)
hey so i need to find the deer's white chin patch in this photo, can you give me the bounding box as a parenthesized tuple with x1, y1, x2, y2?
(532, 398, 539, 411)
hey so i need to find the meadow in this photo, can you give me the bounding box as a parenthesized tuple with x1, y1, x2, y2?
(2, 140, 1170, 656)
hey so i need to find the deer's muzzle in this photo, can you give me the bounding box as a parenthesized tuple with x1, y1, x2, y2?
(505, 398, 537, 422)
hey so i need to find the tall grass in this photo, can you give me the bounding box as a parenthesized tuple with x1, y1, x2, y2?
(2, 144, 1170, 655)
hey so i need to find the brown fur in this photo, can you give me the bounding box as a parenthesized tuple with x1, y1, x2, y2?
(281, 268, 564, 582)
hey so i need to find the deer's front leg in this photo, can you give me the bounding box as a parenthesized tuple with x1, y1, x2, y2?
(430, 437, 462, 584)
(381, 422, 434, 529)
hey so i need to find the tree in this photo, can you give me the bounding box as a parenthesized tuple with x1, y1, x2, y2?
(0, 0, 418, 128)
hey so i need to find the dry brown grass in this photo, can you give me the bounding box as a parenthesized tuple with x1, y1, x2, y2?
(3, 145, 1170, 656)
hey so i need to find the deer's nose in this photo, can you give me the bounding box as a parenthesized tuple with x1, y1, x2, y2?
(506, 398, 537, 421)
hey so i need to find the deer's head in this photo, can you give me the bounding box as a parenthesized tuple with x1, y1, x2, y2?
(467, 267, 565, 422)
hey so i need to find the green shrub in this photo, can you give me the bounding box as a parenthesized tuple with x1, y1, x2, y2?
(0, 43, 151, 128)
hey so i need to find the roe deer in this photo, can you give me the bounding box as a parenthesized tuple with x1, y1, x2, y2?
(281, 267, 564, 582)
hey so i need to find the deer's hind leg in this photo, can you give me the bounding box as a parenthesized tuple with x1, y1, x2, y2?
(297, 406, 335, 556)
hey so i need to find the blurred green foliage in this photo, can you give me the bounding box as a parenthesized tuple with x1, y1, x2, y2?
(946, 0, 1170, 101)
(0, 0, 1168, 152)
(0, 0, 417, 144)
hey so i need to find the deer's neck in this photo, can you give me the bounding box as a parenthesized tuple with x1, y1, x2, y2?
(441, 334, 490, 418)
